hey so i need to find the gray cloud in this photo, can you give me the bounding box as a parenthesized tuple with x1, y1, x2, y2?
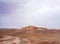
(0, 0, 60, 29)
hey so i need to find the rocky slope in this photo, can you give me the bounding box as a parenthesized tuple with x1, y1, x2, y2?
(0, 26, 60, 44)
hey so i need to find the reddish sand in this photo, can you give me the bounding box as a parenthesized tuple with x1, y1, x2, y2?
(0, 26, 60, 44)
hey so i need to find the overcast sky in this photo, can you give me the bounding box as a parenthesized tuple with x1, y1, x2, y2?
(0, 0, 60, 29)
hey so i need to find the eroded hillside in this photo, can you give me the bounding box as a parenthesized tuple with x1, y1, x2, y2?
(0, 26, 60, 44)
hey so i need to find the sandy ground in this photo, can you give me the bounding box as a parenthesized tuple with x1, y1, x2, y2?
(0, 26, 60, 44)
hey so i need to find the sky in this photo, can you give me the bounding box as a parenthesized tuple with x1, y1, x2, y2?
(0, 0, 60, 29)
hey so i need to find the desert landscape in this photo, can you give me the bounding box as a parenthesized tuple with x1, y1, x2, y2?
(0, 26, 60, 44)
